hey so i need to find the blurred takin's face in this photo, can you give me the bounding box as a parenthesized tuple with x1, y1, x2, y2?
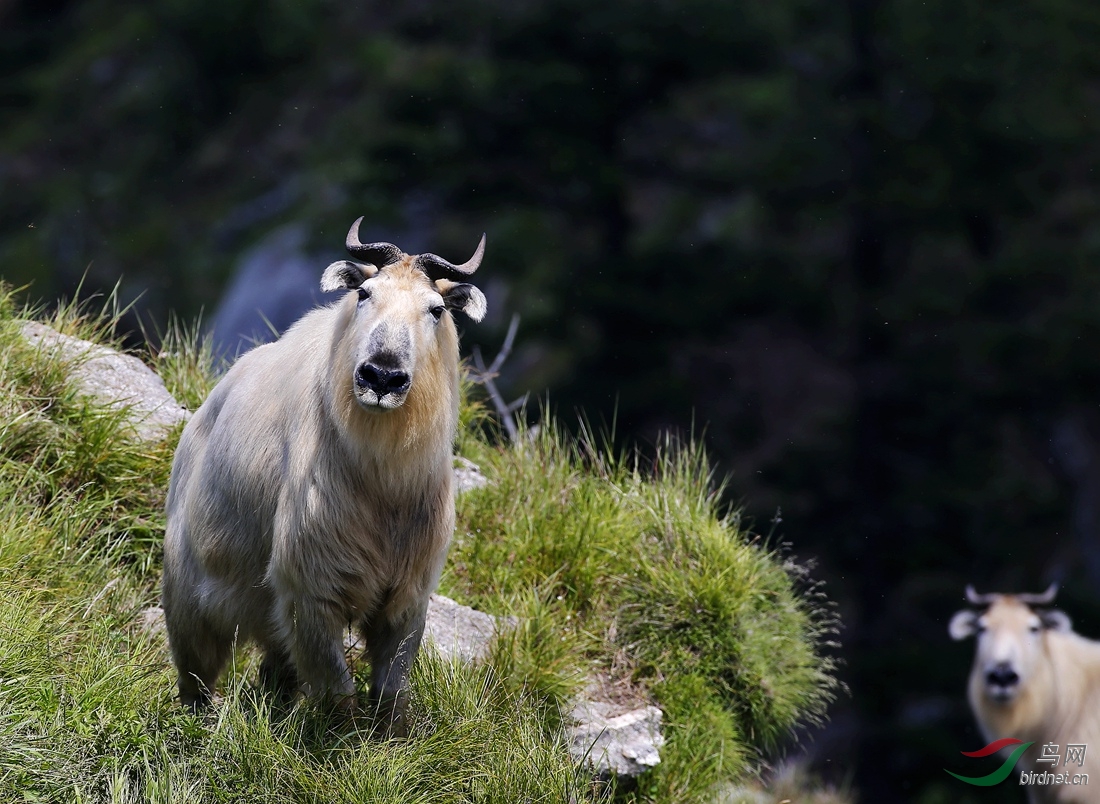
(950, 596, 1071, 703)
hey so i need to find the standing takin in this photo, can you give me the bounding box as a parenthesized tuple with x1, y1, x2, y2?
(161, 217, 487, 734)
(949, 585, 1100, 803)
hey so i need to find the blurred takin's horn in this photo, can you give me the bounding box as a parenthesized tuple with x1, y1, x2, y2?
(965, 585, 999, 606)
(345, 216, 402, 267)
(1016, 583, 1058, 606)
(414, 233, 486, 281)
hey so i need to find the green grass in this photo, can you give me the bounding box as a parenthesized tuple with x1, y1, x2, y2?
(0, 282, 840, 803)
(447, 424, 840, 802)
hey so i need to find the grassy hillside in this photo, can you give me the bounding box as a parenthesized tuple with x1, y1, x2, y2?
(0, 283, 840, 803)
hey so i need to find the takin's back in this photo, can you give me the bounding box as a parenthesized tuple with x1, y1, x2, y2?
(163, 303, 345, 639)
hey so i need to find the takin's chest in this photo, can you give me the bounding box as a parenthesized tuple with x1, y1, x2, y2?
(272, 480, 452, 615)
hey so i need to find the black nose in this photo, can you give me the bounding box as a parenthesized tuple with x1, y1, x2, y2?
(986, 663, 1019, 688)
(356, 363, 411, 396)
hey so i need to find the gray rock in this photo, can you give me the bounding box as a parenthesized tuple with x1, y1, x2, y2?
(423, 593, 503, 663)
(137, 605, 167, 636)
(453, 456, 490, 494)
(570, 700, 665, 778)
(342, 593, 508, 664)
(20, 321, 190, 442)
(209, 224, 340, 362)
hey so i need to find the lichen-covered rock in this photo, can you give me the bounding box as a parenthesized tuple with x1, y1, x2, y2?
(20, 321, 190, 442)
(570, 700, 665, 777)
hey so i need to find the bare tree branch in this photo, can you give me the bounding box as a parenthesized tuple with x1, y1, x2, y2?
(469, 314, 524, 441)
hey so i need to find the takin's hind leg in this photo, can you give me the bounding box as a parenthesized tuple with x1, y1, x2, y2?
(258, 645, 299, 703)
(166, 619, 235, 711)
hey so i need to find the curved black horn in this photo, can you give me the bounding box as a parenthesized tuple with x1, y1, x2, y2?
(345, 216, 403, 267)
(965, 585, 999, 606)
(1016, 583, 1059, 606)
(414, 233, 486, 281)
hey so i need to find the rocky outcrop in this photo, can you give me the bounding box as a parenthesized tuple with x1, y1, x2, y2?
(424, 592, 502, 663)
(19, 321, 190, 442)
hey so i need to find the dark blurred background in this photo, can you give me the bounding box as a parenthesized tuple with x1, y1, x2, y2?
(4, 1, 1100, 800)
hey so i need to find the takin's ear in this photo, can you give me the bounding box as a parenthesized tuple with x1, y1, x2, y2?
(435, 279, 487, 323)
(949, 610, 980, 641)
(321, 260, 377, 293)
(1040, 609, 1072, 633)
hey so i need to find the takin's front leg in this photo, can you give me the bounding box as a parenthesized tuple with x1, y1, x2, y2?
(280, 595, 357, 713)
(362, 600, 429, 738)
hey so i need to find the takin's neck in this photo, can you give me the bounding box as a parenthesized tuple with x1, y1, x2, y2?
(331, 371, 458, 465)
(328, 365, 459, 478)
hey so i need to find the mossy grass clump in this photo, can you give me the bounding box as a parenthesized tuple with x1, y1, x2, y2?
(0, 281, 839, 803)
(448, 423, 839, 802)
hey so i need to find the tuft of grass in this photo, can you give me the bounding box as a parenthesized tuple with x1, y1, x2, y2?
(486, 583, 592, 732)
(0, 579, 588, 803)
(144, 313, 222, 412)
(0, 280, 840, 804)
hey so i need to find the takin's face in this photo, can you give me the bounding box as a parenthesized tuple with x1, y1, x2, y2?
(321, 258, 485, 411)
(949, 596, 1071, 704)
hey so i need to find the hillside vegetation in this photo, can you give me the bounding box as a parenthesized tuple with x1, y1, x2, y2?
(0, 284, 839, 803)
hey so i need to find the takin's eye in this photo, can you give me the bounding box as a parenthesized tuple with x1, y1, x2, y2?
(430, 305, 445, 321)
(357, 287, 371, 302)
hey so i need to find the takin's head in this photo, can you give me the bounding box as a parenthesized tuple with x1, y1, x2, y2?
(321, 217, 487, 412)
(949, 584, 1071, 705)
